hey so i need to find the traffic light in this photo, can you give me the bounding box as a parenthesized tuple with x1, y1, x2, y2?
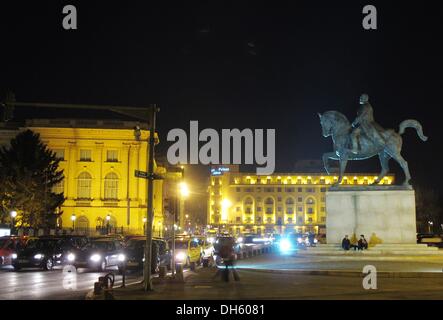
(1, 92, 15, 122)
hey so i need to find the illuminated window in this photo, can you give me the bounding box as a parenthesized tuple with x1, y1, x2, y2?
(286, 207, 294, 214)
(54, 149, 65, 161)
(106, 150, 118, 162)
(79, 149, 92, 161)
(308, 208, 314, 214)
(266, 207, 273, 214)
(77, 172, 92, 199)
(298, 207, 303, 212)
(104, 172, 119, 200)
(53, 176, 64, 194)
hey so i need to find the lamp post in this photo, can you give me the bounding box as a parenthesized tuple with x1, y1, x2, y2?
(106, 214, 111, 234)
(428, 221, 434, 234)
(10, 211, 17, 235)
(70, 213, 76, 232)
(143, 217, 147, 235)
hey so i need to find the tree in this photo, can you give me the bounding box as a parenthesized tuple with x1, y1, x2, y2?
(415, 186, 443, 234)
(0, 130, 65, 229)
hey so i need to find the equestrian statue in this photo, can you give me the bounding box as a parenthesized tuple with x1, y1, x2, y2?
(318, 94, 428, 187)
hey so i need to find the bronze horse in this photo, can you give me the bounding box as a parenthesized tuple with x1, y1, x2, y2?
(318, 111, 428, 186)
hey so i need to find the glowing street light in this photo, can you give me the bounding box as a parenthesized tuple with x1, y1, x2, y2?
(106, 214, 111, 234)
(179, 182, 190, 198)
(71, 213, 76, 230)
(10, 211, 17, 235)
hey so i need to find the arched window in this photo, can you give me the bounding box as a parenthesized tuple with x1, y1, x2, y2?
(75, 216, 89, 233)
(285, 197, 295, 205)
(104, 172, 119, 200)
(77, 172, 92, 199)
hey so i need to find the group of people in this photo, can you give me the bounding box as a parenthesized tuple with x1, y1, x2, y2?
(341, 234, 368, 251)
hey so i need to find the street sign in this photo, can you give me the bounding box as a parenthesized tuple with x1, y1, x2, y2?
(135, 170, 149, 179)
(135, 170, 165, 180)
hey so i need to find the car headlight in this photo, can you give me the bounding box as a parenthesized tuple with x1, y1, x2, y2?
(11, 253, 17, 259)
(90, 254, 101, 262)
(118, 254, 126, 262)
(176, 252, 186, 262)
(237, 237, 243, 243)
(314, 239, 318, 244)
(279, 239, 292, 252)
(67, 253, 75, 262)
(297, 237, 303, 244)
(56, 253, 62, 258)
(34, 254, 44, 260)
(142, 257, 145, 262)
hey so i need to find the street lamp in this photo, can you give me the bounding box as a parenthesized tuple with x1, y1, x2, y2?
(428, 221, 434, 234)
(106, 214, 111, 234)
(10, 211, 17, 235)
(143, 217, 147, 234)
(70, 213, 76, 231)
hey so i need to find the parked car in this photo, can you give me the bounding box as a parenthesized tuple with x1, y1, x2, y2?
(169, 237, 204, 269)
(66, 238, 125, 272)
(123, 237, 171, 273)
(417, 234, 443, 248)
(12, 237, 65, 271)
(0, 236, 29, 266)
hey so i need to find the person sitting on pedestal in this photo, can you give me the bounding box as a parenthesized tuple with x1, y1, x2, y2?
(341, 235, 351, 250)
(358, 235, 369, 250)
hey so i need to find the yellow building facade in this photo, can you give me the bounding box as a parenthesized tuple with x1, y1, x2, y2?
(208, 165, 394, 235)
(25, 119, 165, 236)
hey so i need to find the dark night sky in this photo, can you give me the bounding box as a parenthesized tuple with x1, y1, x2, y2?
(1, 1, 443, 204)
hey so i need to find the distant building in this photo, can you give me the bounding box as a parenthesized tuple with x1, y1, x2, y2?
(207, 165, 394, 235)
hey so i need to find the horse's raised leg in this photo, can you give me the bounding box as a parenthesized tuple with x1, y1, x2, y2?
(322, 152, 337, 175)
(372, 152, 391, 185)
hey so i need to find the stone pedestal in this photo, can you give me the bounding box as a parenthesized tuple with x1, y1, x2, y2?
(326, 186, 417, 244)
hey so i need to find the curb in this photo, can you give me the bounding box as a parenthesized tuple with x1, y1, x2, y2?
(236, 268, 443, 278)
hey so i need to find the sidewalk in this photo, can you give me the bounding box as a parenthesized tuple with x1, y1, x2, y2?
(111, 263, 443, 300)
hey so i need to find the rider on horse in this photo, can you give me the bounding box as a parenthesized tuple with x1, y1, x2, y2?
(350, 93, 386, 154)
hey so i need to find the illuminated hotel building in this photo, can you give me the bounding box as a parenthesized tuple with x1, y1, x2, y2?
(207, 165, 394, 235)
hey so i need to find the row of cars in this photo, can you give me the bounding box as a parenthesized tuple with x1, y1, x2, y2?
(0, 234, 216, 274)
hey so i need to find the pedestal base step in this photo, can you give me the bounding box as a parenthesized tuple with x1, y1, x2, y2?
(302, 244, 443, 256)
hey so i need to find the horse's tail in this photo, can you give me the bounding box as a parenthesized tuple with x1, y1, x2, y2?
(399, 119, 428, 141)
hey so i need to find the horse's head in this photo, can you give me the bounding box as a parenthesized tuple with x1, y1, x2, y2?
(318, 111, 351, 138)
(318, 112, 332, 137)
